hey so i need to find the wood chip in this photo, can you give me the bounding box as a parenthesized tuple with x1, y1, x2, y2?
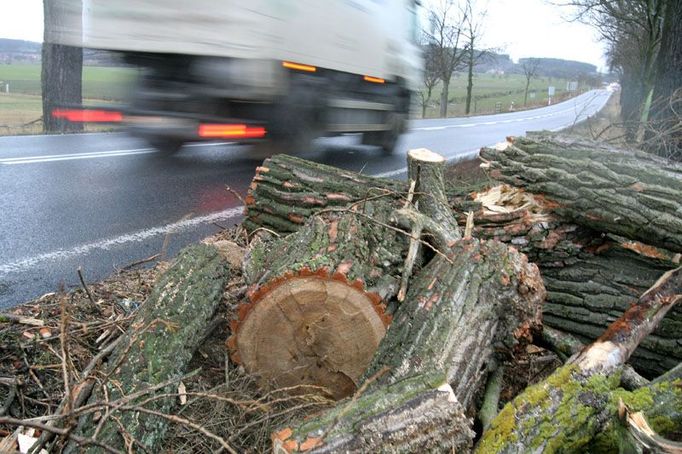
(178, 381, 187, 405)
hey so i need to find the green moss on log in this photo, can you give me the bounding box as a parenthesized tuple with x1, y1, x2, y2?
(74, 244, 231, 453)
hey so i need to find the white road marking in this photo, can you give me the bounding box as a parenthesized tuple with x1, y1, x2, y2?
(0, 141, 235, 165)
(0, 206, 245, 274)
(411, 104, 587, 131)
(0, 148, 157, 165)
(1, 91, 610, 276)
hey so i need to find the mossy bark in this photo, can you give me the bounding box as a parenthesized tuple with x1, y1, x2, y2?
(477, 267, 682, 453)
(70, 244, 231, 453)
(476, 364, 682, 454)
(480, 133, 682, 253)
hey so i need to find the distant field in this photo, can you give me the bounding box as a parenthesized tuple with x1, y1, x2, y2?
(421, 73, 579, 117)
(0, 64, 588, 135)
(0, 63, 138, 100)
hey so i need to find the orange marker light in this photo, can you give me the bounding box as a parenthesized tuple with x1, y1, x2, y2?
(198, 124, 266, 139)
(52, 109, 123, 122)
(363, 75, 385, 84)
(282, 61, 317, 72)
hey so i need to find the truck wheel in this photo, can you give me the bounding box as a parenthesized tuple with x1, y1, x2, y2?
(361, 113, 406, 154)
(148, 138, 185, 154)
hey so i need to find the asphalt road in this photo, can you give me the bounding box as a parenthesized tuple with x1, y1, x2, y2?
(0, 89, 611, 308)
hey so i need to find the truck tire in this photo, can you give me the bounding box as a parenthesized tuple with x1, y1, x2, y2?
(361, 112, 406, 154)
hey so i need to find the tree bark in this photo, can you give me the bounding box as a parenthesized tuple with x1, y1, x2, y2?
(70, 243, 231, 453)
(476, 266, 682, 454)
(440, 78, 450, 118)
(480, 133, 682, 253)
(42, 0, 83, 133)
(455, 183, 682, 377)
(243, 154, 403, 234)
(649, 0, 682, 161)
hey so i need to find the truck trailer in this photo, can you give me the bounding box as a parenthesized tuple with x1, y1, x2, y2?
(51, 0, 423, 153)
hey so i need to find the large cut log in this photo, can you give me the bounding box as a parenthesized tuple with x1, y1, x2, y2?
(479, 133, 682, 253)
(273, 238, 545, 453)
(268, 150, 545, 453)
(230, 203, 406, 399)
(231, 149, 464, 401)
(244, 154, 403, 234)
(67, 243, 232, 453)
(476, 266, 682, 453)
(454, 184, 682, 376)
(243, 137, 682, 377)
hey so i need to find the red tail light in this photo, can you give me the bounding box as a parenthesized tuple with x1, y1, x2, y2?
(198, 124, 266, 139)
(52, 109, 123, 122)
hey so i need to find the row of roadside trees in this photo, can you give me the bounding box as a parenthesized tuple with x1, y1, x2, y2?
(562, 0, 681, 160)
(419, 1, 559, 119)
(419, 0, 487, 119)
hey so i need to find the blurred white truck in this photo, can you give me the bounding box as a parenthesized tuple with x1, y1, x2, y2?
(52, 0, 423, 153)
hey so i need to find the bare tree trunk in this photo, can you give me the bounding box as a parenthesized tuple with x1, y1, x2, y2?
(440, 78, 450, 117)
(649, 0, 682, 160)
(42, 0, 83, 133)
(465, 46, 474, 114)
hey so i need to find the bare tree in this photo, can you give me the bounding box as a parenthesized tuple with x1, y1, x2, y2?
(462, 0, 490, 115)
(425, 0, 468, 118)
(558, 0, 666, 141)
(647, 0, 682, 160)
(42, 0, 83, 133)
(521, 58, 540, 106)
(419, 43, 440, 118)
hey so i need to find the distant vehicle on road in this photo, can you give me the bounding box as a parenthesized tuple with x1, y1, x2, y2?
(52, 0, 423, 154)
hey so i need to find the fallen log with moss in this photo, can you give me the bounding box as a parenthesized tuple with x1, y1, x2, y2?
(64, 243, 234, 453)
(476, 266, 682, 453)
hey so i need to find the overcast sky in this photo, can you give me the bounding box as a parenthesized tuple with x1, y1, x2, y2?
(1, 0, 607, 71)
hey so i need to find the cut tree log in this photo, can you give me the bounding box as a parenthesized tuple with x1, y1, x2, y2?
(272, 238, 545, 453)
(268, 149, 545, 453)
(243, 154, 404, 234)
(454, 183, 682, 376)
(67, 243, 232, 453)
(243, 146, 682, 377)
(230, 203, 406, 399)
(476, 266, 682, 453)
(479, 133, 682, 253)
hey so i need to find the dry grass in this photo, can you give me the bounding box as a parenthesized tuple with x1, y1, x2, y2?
(561, 91, 626, 143)
(0, 226, 335, 452)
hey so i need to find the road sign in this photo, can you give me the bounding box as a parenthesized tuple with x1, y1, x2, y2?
(548, 86, 555, 96)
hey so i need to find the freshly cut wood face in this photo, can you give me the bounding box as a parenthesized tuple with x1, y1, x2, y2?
(234, 276, 387, 399)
